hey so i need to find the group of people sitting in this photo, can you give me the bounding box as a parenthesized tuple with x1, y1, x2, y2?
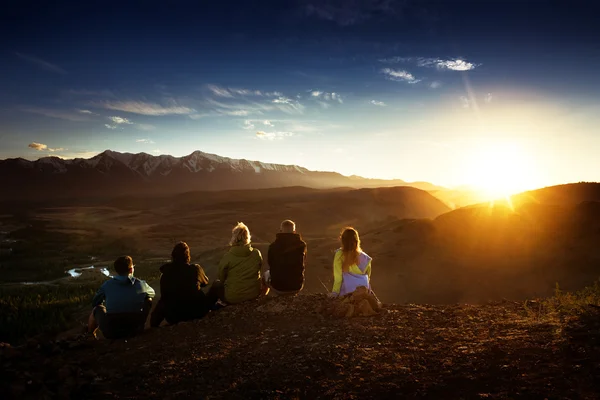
(88, 220, 373, 339)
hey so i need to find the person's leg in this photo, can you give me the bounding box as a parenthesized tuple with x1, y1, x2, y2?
(89, 305, 107, 336)
(207, 280, 225, 302)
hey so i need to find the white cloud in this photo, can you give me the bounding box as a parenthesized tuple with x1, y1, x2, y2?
(109, 116, 133, 124)
(224, 110, 250, 116)
(78, 109, 94, 114)
(28, 142, 64, 152)
(93, 100, 195, 116)
(370, 100, 386, 106)
(207, 84, 282, 98)
(207, 84, 234, 98)
(244, 119, 274, 130)
(16, 52, 67, 75)
(429, 81, 442, 89)
(255, 131, 295, 140)
(435, 59, 476, 71)
(105, 124, 117, 129)
(136, 139, 155, 144)
(485, 93, 493, 103)
(380, 57, 479, 71)
(311, 91, 322, 97)
(381, 68, 420, 83)
(152, 149, 161, 154)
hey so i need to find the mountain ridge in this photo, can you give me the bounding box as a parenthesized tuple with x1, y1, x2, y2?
(0, 149, 445, 200)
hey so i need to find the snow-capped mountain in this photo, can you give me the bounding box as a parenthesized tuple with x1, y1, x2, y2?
(0, 150, 440, 200)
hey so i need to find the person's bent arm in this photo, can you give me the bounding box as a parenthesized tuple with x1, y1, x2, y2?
(143, 281, 156, 299)
(365, 260, 372, 280)
(195, 264, 209, 288)
(91, 285, 106, 308)
(331, 251, 343, 294)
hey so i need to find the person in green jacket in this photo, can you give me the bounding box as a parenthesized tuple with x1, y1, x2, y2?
(210, 222, 265, 304)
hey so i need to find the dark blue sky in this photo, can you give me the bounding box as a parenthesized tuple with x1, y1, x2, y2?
(1, 0, 599, 190)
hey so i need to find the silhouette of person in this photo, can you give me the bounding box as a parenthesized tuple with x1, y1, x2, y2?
(265, 219, 306, 297)
(150, 241, 216, 327)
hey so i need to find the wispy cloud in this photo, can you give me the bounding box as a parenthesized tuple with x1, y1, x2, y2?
(20, 107, 92, 122)
(77, 109, 94, 114)
(104, 124, 117, 129)
(136, 138, 155, 144)
(380, 57, 479, 71)
(207, 84, 282, 98)
(207, 84, 234, 98)
(16, 53, 67, 75)
(309, 90, 343, 104)
(108, 116, 133, 124)
(243, 119, 274, 130)
(485, 93, 493, 103)
(381, 68, 420, 83)
(28, 142, 64, 152)
(429, 81, 442, 89)
(272, 96, 305, 113)
(370, 100, 386, 106)
(256, 131, 295, 140)
(92, 100, 195, 116)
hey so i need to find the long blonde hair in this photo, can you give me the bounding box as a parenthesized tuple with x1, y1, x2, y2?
(230, 222, 251, 246)
(340, 227, 361, 272)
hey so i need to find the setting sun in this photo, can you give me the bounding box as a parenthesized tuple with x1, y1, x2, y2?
(463, 139, 539, 199)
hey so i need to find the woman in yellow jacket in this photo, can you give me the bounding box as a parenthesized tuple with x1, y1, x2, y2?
(331, 227, 372, 296)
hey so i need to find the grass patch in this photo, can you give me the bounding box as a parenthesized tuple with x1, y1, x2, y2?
(525, 280, 600, 320)
(0, 284, 96, 345)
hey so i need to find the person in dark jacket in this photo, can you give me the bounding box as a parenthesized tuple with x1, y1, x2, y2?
(265, 220, 307, 296)
(150, 242, 216, 327)
(88, 256, 155, 339)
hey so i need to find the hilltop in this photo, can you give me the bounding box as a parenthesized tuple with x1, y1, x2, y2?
(1, 293, 600, 399)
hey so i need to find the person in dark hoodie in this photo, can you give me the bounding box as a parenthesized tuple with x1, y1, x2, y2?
(150, 241, 215, 327)
(265, 220, 307, 296)
(88, 256, 155, 339)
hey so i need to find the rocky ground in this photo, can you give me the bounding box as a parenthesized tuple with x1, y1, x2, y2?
(1, 294, 599, 399)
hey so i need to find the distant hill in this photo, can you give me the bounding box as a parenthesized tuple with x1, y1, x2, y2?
(0, 150, 444, 200)
(340, 182, 600, 304)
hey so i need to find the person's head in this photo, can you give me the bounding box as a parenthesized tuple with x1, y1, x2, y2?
(280, 219, 296, 233)
(114, 255, 134, 276)
(340, 227, 362, 272)
(230, 222, 251, 246)
(171, 241, 191, 264)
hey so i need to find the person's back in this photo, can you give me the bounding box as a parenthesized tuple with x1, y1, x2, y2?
(159, 261, 209, 323)
(267, 220, 306, 293)
(89, 256, 155, 339)
(331, 227, 373, 297)
(218, 222, 263, 304)
(150, 242, 213, 326)
(219, 244, 262, 303)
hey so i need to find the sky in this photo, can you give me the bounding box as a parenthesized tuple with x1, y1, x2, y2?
(1, 0, 599, 192)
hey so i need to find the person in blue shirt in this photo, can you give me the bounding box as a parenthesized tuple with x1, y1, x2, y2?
(88, 256, 155, 339)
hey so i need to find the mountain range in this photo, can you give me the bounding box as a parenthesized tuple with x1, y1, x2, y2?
(0, 150, 443, 200)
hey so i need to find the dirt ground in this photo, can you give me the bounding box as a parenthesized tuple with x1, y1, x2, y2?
(2, 294, 599, 399)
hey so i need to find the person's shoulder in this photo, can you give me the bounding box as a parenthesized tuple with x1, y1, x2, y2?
(159, 262, 172, 273)
(361, 251, 372, 261)
(253, 247, 262, 257)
